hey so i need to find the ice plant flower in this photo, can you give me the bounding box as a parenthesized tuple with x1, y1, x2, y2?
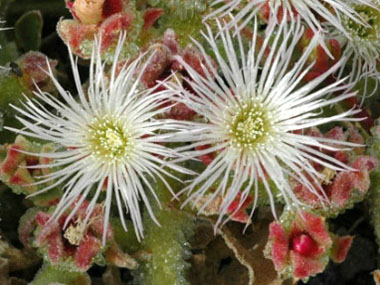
(34, 200, 113, 271)
(331, 1, 380, 96)
(168, 19, 361, 225)
(6, 35, 189, 241)
(206, 0, 374, 39)
(58, 0, 140, 59)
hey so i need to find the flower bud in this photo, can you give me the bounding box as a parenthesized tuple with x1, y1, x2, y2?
(72, 0, 105, 24)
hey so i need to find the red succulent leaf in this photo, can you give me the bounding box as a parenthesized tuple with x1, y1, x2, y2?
(9, 165, 36, 191)
(227, 192, 253, 223)
(295, 211, 332, 248)
(259, 1, 298, 22)
(36, 213, 62, 246)
(329, 39, 341, 63)
(102, 0, 124, 19)
(0, 145, 25, 176)
(143, 8, 164, 31)
(314, 45, 329, 74)
(16, 52, 58, 89)
(328, 172, 354, 207)
(98, 12, 134, 51)
(166, 102, 196, 120)
(352, 155, 378, 172)
(357, 108, 375, 130)
(18, 209, 39, 249)
(323, 127, 348, 162)
(57, 20, 97, 57)
(334, 151, 349, 164)
(140, 44, 172, 88)
(324, 126, 346, 142)
(195, 144, 215, 166)
(74, 233, 102, 270)
(293, 182, 321, 207)
(338, 95, 374, 130)
(290, 251, 326, 279)
(331, 235, 353, 263)
(329, 155, 378, 207)
(351, 156, 378, 192)
(268, 222, 289, 272)
(35, 212, 65, 263)
(348, 127, 364, 154)
(303, 45, 329, 81)
(36, 211, 52, 227)
(176, 45, 217, 79)
(46, 232, 65, 263)
(301, 30, 341, 81)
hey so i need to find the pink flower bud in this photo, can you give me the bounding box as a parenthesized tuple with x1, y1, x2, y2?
(292, 234, 319, 257)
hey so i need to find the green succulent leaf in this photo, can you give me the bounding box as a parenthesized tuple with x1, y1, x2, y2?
(15, 10, 43, 51)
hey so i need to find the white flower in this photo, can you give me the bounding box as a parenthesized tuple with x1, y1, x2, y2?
(6, 35, 190, 241)
(168, 19, 361, 226)
(205, 0, 375, 39)
(331, 1, 380, 97)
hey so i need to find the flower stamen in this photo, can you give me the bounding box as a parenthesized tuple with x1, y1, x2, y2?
(345, 5, 380, 41)
(225, 100, 272, 151)
(86, 115, 136, 164)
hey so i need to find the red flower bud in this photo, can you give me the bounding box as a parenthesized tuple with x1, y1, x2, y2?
(292, 234, 319, 257)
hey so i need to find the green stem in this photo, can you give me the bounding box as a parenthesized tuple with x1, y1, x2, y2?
(30, 263, 90, 285)
(135, 179, 194, 285)
(368, 126, 380, 263)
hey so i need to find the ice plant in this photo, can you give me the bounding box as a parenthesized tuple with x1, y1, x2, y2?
(331, 1, 380, 96)
(206, 0, 374, 38)
(265, 210, 353, 279)
(292, 127, 378, 216)
(34, 201, 113, 271)
(0, 52, 58, 115)
(299, 28, 342, 81)
(5, 35, 189, 241)
(0, 135, 62, 206)
(58, 0, 140, 59)
(168, 19, 361, 225)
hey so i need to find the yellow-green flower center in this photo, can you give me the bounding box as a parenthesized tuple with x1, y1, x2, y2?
(226, 100, 272, 151)
(345, 5, 380, 40)
(87, 115, 135, 163)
